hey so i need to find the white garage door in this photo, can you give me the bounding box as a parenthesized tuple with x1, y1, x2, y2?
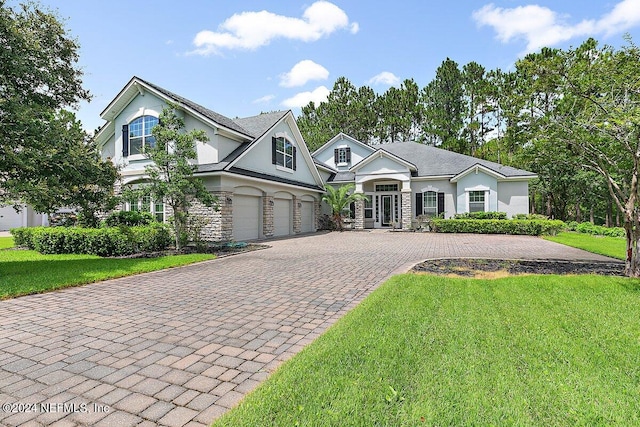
(0, 206, 22, 231)
(274, 199, 291, 237)
(301, 201, 314, 233)
(233, 195, 260, 241)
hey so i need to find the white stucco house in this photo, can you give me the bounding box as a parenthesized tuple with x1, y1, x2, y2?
(95, 77, 325, 241)
(94, 77, 536, 240)
(312, 133, 537, 230)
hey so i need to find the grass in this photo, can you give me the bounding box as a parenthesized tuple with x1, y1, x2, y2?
(0, 236, 14, 249)
(545, 231, 626, 260)
(215, 273, 640, 427)
(0, 247, 215, 299)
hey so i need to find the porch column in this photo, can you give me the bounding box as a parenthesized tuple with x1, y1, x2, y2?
(401, 189, 412, 230)
(354, 198, 365, 230)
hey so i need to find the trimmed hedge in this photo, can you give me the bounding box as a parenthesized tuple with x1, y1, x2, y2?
(453, 211, 508, 220)
(10, 224, 172, 256)
(566, 221, 625, 238)
(104, 210, 155, 227)
(430, 219, 565, 236)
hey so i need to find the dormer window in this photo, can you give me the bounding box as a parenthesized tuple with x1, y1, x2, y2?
(122, 115, 158, 157)
(334, 147, 351, 166)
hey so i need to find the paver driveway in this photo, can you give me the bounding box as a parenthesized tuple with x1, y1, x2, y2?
(0, 231, 618, 427)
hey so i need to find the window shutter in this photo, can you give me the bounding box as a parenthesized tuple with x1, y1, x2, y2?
(415, 192, 423, 216)
(272, 137, 277, 165)
(292, 146, 297, 170)
(334, 148, 339, 163)
(122, 124, 129, 157)
(346, 147, 351, 162)
(437, 192, 445, 215)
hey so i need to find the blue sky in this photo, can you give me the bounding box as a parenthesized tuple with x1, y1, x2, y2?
(22, 0, 640, 132)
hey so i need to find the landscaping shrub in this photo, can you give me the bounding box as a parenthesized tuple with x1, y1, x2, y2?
(104, 210, 155, 227)
(10, 227, 36, 248)
(453, 211, 508, 220)
(429, 219, 565, 236)
(574, 222, 625, 238)
(10, 224, 171, 256)
(512, 213, 549, 220)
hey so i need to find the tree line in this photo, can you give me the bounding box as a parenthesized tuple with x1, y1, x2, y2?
(297, 46, 622, 226)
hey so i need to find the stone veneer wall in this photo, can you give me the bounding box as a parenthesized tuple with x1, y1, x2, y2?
(401, 191, 412, 230)
(263, 195, 274, 238)
(188, 191, 232, 242)
(314, 200, 321, 231)
(354, 199, 364, 230)
(292, 196, 301, 234)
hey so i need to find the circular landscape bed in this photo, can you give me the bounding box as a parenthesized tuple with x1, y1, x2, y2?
(412, 258, 625, 277)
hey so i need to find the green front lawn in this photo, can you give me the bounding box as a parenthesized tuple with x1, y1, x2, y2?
(0, 236, 14, 249)
(215, 273, 640, 426)
(545, 231, 626, 260)
(1, 248, 215, 299)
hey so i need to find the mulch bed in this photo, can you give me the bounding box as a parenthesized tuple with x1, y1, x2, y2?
(412, 258, 625, 277)
(111, 243, 269, 259)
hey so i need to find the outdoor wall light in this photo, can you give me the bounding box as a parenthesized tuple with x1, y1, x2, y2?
(269, 200, 274, 206)
(226, 196, 232, 203)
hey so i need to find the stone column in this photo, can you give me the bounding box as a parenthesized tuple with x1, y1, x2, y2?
(354, 198, 365, 230)
(292, 196, 301, 234)
(203, 191, 232, 242)
(314, 200, 321, 231)
(263, 195, 274, 238)
(401, 190, 412, 230)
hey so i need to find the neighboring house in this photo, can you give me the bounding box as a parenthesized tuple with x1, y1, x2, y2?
(95, 77, 324, 241)
(0, 205, 46, 231)
(312, 133, 537, 230)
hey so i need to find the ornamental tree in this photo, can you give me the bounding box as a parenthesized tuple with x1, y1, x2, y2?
(132, 103, 217, 250)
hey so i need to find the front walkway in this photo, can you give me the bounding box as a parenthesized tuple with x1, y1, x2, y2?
(0, 232, 616, 426)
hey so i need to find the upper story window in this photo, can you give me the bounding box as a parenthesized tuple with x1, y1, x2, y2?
(334, 147, 351, 166)
(423, 191, 437, 215)
(469, 190, 486, 212)
(272, 136, 297, 171)
(123, 115, 158, 156)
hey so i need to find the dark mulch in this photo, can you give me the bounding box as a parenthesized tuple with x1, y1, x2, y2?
(412, 258, 625, 277)
(112, 243, 269, 259)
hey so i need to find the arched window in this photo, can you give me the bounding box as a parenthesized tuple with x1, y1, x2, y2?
(128, 115, 158, 155)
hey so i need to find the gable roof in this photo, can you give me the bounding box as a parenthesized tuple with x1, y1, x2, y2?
(350, 147, 417, 173)
(233, 111, 288, 139)
(380, 142, 536, 179)
(99, 76, 253, 140)
(312, 132, 376, 157)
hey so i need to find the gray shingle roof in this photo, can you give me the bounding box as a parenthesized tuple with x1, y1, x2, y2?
(233, 111, 288, 139)
(379, 142, 536, 178)
(137, 77, 252, 137)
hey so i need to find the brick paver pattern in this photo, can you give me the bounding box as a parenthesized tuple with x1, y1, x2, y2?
(0, 232, 617, 426)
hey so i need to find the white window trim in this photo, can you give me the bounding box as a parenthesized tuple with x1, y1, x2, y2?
(274, 136, 295, 171)
(466, 190, 489, 213)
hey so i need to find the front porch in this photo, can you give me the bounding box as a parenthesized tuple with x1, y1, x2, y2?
(353, 179, 412, 230)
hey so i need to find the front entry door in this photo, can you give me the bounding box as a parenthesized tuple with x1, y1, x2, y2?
(382, 195, 393, 226)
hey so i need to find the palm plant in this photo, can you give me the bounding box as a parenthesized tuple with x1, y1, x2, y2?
(322, 184, 367, 231)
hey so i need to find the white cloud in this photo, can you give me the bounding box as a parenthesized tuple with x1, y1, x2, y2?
(280, 60, 329, 87)
(472, 0, 640, 55)
(191, 1, 358, 55)
(367, 71, 400, 86)
(252, 94, 275, 104)
(282, 86, 330, 108)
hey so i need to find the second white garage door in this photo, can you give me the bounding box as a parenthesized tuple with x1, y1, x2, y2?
(232, 195, 260, 241)
(300, 201, 314, 233)
(273, 199, 291, 237)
